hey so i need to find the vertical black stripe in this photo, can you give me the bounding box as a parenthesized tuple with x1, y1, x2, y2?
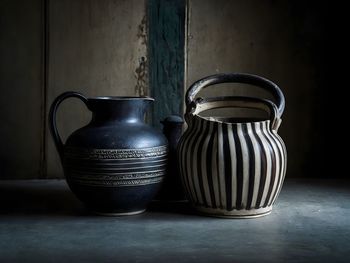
(192, 118, 206, 205)
(222, 124, 232, 210)
(251, 123, 267, 209)
(232, 125, 243, 210)
(179, 118, 196, 203)
(206, 122, 218, 209)
(271, 134, 287, 205)
(178, 128, 191, 202)
(277, 136, 287, 195)
(242, 124, 256, 210)
(260, 122, 277, 207)
(189, 118, 203, 204)
(265, 126, 283, 206)
(184, 117, 201, 203)
(217, 124, 224, 209)
(279, 138, 287, 193)
(196, 119, 210, 207)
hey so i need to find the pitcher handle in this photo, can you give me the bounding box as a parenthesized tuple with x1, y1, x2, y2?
(185, 73, 285, 118)
(48, 91, 88, 160)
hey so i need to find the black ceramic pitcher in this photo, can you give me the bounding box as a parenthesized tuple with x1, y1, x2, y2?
(49, 92, 168, 216)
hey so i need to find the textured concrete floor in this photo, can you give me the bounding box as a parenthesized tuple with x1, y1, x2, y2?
(0, 179, 349, 263)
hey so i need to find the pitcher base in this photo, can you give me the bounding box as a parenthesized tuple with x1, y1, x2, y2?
(93, 209, 146, 216)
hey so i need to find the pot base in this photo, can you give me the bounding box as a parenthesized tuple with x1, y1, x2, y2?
(195, 206, 272, 219)
(93, 209, 146, 217)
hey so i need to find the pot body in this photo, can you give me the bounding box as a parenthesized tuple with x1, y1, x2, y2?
(49, 93, 168, 215)
(178, 73, 287, 218)
(178, 116, 286, 218)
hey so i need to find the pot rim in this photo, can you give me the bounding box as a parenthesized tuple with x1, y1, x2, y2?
(193, 113, 272, 125)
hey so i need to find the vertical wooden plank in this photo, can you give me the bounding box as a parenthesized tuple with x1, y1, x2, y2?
(148, 0, 186, 128)
(0, 0, 43, 179)
(40, 0, 49, 178)
(46, 0, 147, 178)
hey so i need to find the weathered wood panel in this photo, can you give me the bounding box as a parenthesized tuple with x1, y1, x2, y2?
(148, 0, 185, 128)
(0, 0, 43, 179)
(46, 0, 147, 178)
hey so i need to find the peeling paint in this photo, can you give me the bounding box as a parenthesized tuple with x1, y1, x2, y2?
(134, 56, 148, 96)
(135, 15, 148, 96)
(137, 15, 147, 45)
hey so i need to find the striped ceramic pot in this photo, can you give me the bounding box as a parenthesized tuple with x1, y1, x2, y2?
(178, 73, 287, 218)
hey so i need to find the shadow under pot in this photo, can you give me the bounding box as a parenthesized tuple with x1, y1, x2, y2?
(49, 92, 168, 216)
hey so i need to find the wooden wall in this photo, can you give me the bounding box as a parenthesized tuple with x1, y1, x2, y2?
(46, 0, 147, 178)
(0, 0, 328, 179)
(0, 0, 44, 179)
(0, 0, 147, 179)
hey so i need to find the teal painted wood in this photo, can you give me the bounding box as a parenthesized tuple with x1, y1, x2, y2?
(148, 0, 186, 128)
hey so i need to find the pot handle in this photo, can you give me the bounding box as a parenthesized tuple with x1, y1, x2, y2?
(191, 96, 281, 131)
(185, 73, 285, 118)
(48, 91, 88, 160)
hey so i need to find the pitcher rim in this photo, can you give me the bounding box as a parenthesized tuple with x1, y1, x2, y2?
(88, 96, 154, 101)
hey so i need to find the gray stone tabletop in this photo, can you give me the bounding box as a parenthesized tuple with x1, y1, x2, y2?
(0, 179, 349, 263)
